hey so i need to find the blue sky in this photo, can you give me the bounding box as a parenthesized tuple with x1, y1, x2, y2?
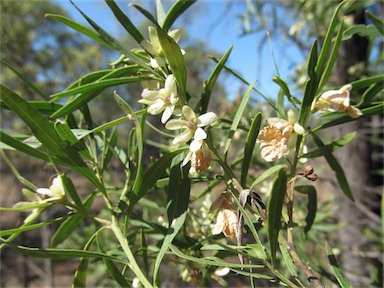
(54, 0, 304, 100)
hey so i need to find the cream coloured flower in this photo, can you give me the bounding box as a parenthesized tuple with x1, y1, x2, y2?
(211, 192, 238, 239)
(36, 176, 66, 201)
(165, 105, 218, 145)
(139, 74, 179, 123)
(312, 84, 362, 118)
(257, 110, 305, 162)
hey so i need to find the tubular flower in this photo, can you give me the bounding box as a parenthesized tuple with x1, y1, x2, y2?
(141, 26, 184, 68)
(311, 84, 362, 118)
(165, 105, 218, 145)
(257, 110, 305, 162)
(211, 193, 238, 239)
(139, 74, 179, 124)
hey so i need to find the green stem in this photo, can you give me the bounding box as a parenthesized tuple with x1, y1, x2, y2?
(110, 216, 153, 288)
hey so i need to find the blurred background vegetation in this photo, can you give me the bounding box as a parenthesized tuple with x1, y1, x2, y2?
(1, 0, 382, 287)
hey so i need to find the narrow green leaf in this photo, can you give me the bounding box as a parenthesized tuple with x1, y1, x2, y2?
(140, 228, 149, 277)
(61, 174, 85, 213)
(130, 3, 158, 24)
(3, 243, 131, 265)
(201, 46, 233, 113)
(166, 153, 191, 223)
(157, 26, 187, 101)
(156, 0, 166, 27)
(1, 85, 66, 156)
(267, 167, 286, 266)
(326, 243, 353, 288)
(350, 74, 384, 91)
(366, 10, 384, 35)
(162, 0, 197, 32)
(311, 133, 354, 201)
(104, 259, 130, 287)
(224, 80, 255, 155)
(77, 117, 130, 140)
(295, 185, 317, 233)
(272, 76, 301, 105)
(1, 87, 104, 191)
(0, 59, 48, 100)
(137, 148, 188, 201)
(70, 1, 156, 74)
(249, 165, 286, 192)
(209, 55, 278, 112)
(299, 40, 318, 128)
(279, 243, 298, 277)
(95, 233, 131, 288)
(358, 81, 384, 107)
(154, 154, 190, 285)
(154, 212, 187, 286)
(300, 132, 356, 159)
(114, 92, 144, 196)
(317, 18, 344, 93)
(55, 122, 92, 160)
(51, 193, 95, 247)
(104, 0, 145, 44)
(0, 217, 66, 237)
(169, 244, 264, 270)
(342, 24, 381, 40)
(0, 131, 52, 162)
(45, 14, 114, 49)
(51, 77, 142, 100)
(241, 112, 261, 187)
(73, 230, 101, 288)
(315, 0, 348, 78)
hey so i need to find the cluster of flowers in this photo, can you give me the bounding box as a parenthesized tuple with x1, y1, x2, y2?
(139, 75, 218, 174)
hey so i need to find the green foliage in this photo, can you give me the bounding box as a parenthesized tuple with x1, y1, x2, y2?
(1, 0, 383, 287)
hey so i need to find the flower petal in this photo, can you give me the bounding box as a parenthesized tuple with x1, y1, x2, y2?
(161, 106, 173, 124)
(293, 123, 305, 135)
(182, 105, 197, 122)
(147, 99, 166, 115)
(165, 119, 189, 130)
(141, 89, 161, 101)
(164, 74, 177, 94)
(173, 129, 193, 144)
(347, 105, 362, 118)
(194, 127, 207, 140)
(189, 139, 202, 152)
(36, 188, 53, 197)
(197, 112, 218, 127)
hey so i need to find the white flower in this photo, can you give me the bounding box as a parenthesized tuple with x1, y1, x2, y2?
(312, 84, 362, 118)
(257, 110, 305, 162)
(165, 105, 217, 145)
(36, 176, 66, 201)
(141, 26, 184, 68)
(139, 74, 179, 123)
